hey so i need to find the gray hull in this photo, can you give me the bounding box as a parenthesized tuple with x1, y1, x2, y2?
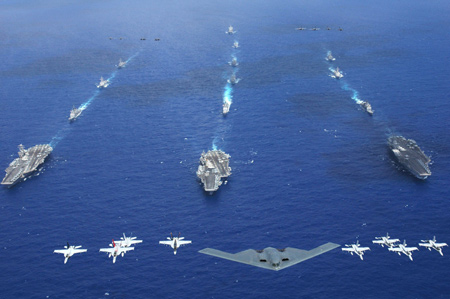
(2, 144, 53, 186)
(197, 150, 231, 192)
(388, 136, 431, 179)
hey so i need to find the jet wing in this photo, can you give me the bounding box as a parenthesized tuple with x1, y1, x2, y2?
(121, 247, 134, 253)
(277, 243, 340, 270)
(178, 240, 192, 246)
(99, 248, 115, 253)
(199, 242, 340, 271)
(389, 247, 402, 252)
(72, 249, 87, 254)
(159, 240, 173, 246)
(359, 247, 370, 252)
(419, 243, 432, 248)
(341, 247, 354, 252)
(372, 240, 383, 244)
(54, 249, 69, 254)
(405, 247, 418, 252)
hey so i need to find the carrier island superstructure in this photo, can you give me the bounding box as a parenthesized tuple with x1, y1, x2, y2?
(1, 144, 53, 186)
(197, 150, 231, 192)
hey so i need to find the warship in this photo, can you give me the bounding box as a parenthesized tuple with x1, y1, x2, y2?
(97, 77, 109, 88)
(388, 136, 431, 179)
(227, 26, 235, 34)
(117, 58, 127, 68)
(359, 101, 374, 115)
(331, 67, 343, 79)
(197, 150, 231, 192)
(223, 101, 231, 115)
(2, 144, 53, 186)
(326, 51, 336, 61)
(68, 106, 82, 122)
(228, 74, 240, 85)
(229, 57, 238, 67)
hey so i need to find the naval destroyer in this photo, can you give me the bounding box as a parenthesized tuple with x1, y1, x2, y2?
(69, 106, 82, 122)
(359, 101, 374, 115)
(197, 150, 231, 192)
(2, 144, 53, 186)
(388, 136, 431, 179)
(223, 102, 231, 115)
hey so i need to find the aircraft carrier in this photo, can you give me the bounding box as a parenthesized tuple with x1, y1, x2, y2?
(197, 150, 231, 192)
(1, 144, 53, 187)
(388, 136, 431, 179)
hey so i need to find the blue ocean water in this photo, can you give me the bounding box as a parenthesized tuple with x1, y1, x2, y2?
(1, 0, 450, 298)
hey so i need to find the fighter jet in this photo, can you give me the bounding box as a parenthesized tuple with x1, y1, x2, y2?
(53, 242, 87, 264)
(99, 239, 134, 263)
(114, 233, 143, 248)
(232, 41, 239, 48)
(96, 77, 109, 88)
(419, 236, 448, 256)
(199, 242, 339, 271)
(388, 240, 419, 261)
(159, 232, 191, 255)
(342, 240, 370, 260)
(372, 233, 400, 248)
(295, 27, 306, 31)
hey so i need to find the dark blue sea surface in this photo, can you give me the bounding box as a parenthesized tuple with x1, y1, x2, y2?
(1, 0, 450, 298)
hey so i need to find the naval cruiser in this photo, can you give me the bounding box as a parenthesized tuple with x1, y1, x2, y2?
(223, 101, 231, 115)
(2, 144, 53, 186)
(388, 136, 431, 179)
(69, 106, 82, 122)
(326, 51, 336, 61)
(97, 77, 109, 88)
(359, 101, 374, 115)
(331, 67, 343, 79)
(197, 150, 231, 192)
(229, 57, 238, 67)
(228, 74, 240, 85)
(117, 58, 127, 69)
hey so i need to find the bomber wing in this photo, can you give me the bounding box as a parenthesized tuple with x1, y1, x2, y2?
(277, 243, 340, 270)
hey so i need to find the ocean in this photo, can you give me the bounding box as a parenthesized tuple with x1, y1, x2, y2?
(1, 0, 450, 298)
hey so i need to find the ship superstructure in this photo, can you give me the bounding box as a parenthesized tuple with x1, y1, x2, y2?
(2, 144, 53, 186)
(388, 136, 431, 179)
(197, 150, 231, 192)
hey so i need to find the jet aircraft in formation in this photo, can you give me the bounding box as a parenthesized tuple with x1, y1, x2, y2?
(99, 239, 135, 263)
(388, 240, 419, 261)
(199, 242, 340, 271)
(114, 233, 143, 248)
(372, 233, 400, 248)
(419, 236, 448, 256)
(342, 240, 370, 260)
(53, 243, 87, 264)
(159, 232, 192, 255)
